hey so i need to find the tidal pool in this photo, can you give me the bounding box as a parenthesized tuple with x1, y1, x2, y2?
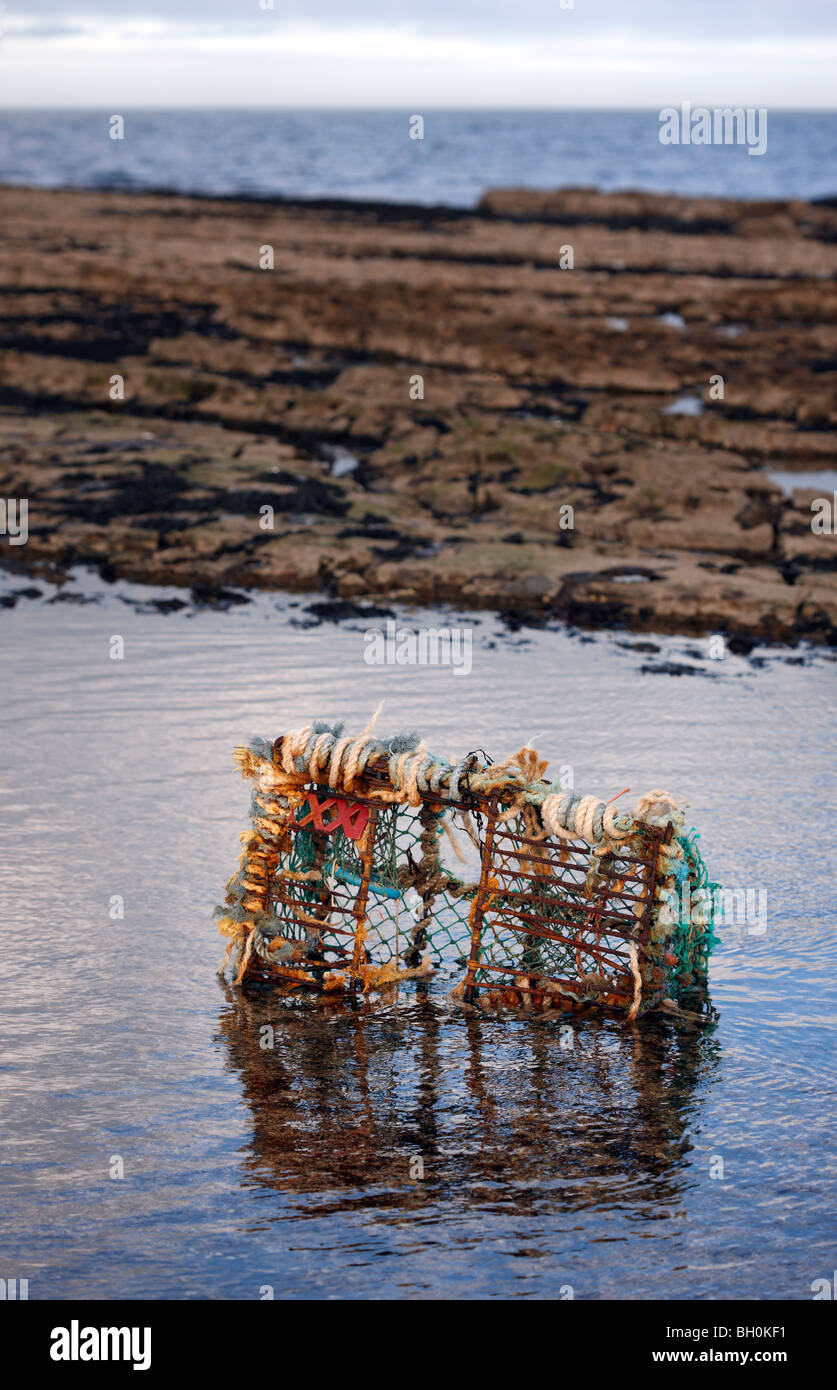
(1, 572, 834, 1299)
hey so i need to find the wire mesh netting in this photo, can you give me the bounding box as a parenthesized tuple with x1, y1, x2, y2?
(267, 793, 479, 971)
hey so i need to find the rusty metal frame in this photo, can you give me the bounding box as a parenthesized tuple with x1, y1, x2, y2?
(467, 816, 666, 1009)
(349, 805, 380, 986)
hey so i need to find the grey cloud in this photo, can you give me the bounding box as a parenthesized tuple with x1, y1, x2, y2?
(8, 0, 837, 39)
(8, 20, 88, 37)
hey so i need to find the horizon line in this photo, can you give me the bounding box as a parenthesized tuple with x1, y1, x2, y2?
(2, 103, 837, 113)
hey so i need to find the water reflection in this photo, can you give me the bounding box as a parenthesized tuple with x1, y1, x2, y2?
(217, 981, 720, 1219)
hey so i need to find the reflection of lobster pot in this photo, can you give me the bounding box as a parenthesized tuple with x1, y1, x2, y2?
(217, 978, 720, 1207)
(218, 729, 719, 1019)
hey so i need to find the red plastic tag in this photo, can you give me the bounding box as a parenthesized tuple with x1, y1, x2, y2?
(292, 791, 370, 840)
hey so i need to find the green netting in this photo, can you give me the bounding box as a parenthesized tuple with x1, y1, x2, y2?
(663, 828, 721, 989)
(269, 795, 477, 968)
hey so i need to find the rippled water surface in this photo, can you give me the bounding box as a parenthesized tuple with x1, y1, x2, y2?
(2, 109, 836, 204)
(1, 574, 835, 1300)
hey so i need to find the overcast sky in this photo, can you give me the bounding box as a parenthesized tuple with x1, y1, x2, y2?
(1, 2, 835, 108)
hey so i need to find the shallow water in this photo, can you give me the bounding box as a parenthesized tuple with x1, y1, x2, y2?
(765, 468, 837, 499)
(1, 573, 835, 1300)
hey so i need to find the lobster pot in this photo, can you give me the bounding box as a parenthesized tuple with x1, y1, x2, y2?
(216, 726, 718, 1018)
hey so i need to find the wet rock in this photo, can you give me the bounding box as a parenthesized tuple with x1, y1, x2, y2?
(148, 597, 190, 614)
(299, 598, 397, 626)
(47, 590, 99, 605)
(189, 583, 250, 609)
(0, 184, 835, 646)
(726, 633, 759, 655)
(641, 661, 715, 678)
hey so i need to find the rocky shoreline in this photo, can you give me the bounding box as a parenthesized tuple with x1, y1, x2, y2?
(1, 183, 835, 644)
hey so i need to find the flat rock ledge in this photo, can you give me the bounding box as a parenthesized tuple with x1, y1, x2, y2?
(1, 185, 835, 645)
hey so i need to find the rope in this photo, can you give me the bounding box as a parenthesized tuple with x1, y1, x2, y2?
(627, 941, 642, 1021)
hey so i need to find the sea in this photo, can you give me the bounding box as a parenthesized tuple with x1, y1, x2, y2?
(0, 108, 835, 205)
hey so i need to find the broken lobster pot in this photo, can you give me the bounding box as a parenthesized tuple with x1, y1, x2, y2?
(215, 721, 719, 1018)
